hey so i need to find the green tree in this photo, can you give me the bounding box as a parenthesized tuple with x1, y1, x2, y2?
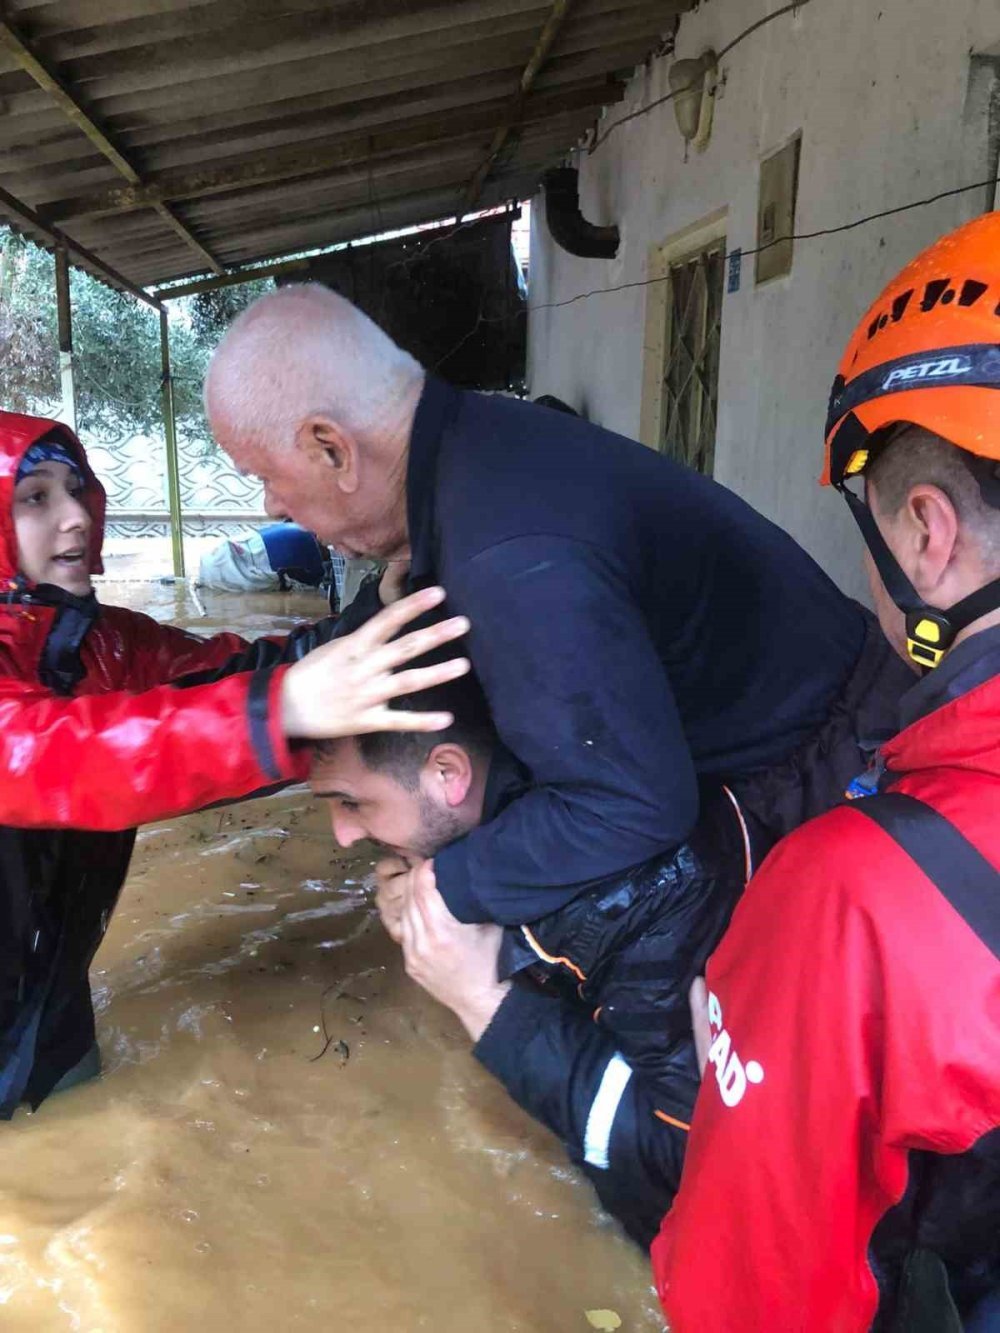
(189, 281, 272, 349)
(0, 230, 270, 441)
(0, 231, 56, 417)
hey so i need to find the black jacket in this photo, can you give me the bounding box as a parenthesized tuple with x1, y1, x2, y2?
(404, 379, 880, 924)
(469, 620, 908, 1249)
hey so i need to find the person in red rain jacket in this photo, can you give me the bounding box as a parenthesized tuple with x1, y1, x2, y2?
(0, 409, 468, 1116)
(652, 214, 1000, 1330)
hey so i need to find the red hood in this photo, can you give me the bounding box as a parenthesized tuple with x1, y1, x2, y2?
(0, 410, 105, 584)
(883, 671, 1000, 781)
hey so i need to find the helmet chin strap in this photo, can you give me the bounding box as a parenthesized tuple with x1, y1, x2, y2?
(838, 483, 1000, 671)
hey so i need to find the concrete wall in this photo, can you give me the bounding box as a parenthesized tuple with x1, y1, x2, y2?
(527, 0, 1000, 599)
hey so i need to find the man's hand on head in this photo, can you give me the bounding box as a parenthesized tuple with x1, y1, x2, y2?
(399, 861, 510, 1043)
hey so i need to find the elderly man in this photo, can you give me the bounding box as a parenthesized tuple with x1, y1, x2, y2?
(308, 669, 750, 1247)
(206, 284, 910, 1178)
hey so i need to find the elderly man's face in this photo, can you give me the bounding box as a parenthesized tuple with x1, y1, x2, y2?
(213, 418, 407, 559)
(310, 737, 483, 860)
(219, 431, 345, 544)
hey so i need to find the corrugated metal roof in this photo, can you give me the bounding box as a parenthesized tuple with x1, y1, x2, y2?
(0, 0, 691, 296)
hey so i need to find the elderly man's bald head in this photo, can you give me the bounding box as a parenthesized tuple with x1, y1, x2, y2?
(204, 285, 424, 556)
(205, 283, 423, 449)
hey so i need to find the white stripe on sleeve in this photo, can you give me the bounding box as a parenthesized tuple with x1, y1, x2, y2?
(583, 1052, 633, 1170)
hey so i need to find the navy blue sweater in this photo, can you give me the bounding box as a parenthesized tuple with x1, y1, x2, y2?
(407, 379, 866, 925)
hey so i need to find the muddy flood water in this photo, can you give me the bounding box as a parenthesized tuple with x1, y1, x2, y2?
(0, 582, 665, 1333)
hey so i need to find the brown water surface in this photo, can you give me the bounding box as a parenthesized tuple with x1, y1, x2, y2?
(0, 585, 664, 1332)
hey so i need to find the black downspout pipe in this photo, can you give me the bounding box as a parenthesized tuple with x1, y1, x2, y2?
(541, 167, 620, 260)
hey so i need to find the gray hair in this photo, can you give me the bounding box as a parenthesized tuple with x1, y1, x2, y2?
(869, 424, 1000, 572)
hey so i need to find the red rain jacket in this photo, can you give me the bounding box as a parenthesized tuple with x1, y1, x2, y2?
(652, 652, 1000, 1329)
(0, 411, 353, 1112)
(0, 411, 313, 828)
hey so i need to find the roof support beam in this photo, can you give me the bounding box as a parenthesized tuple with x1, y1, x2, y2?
(54, 244, 77, 433)
(156, 254, 314, 301)
(159, 308, 185, 578)
(0, 18, 223, 275)
(0, 183, 162, 308)
(462, 0, 575, 211)
(154, 205, 520, 301)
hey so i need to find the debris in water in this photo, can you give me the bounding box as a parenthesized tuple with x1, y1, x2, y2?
(584, 1312, 622, 1331)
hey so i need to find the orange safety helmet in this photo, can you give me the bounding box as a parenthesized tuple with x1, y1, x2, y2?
(823, 211, 1000, 669)
(824, 210, 1000, 487)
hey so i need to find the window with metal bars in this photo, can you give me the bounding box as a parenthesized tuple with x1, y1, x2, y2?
(659, 239, 725, 475)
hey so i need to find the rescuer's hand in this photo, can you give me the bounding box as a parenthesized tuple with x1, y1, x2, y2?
(374, 853, 410, 943)
(280, 587, 469, 738)
(689, 976, 711, 1076)
(399, 861, 510, 1042)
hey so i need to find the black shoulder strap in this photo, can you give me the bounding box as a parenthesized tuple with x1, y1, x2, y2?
(854, 793, 1000, 962)
(37, 591, 98, 696)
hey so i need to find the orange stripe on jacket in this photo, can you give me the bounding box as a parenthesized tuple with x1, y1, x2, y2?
(654, 1109, 691, 1132)
(520, 925, 587, 982)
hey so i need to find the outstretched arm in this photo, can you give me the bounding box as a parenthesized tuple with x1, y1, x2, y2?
(0, 588, 469, 830)
(122, 570, 386, 690)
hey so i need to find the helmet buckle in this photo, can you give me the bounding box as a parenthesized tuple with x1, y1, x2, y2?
(904, 610, 953, 670)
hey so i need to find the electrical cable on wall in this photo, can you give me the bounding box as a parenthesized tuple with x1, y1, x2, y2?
(589, 0, 810, 153)
(483, 172, 1000, 323)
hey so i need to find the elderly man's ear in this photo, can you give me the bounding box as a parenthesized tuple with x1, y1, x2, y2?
(426, 744, 474, 808)
(295, 414, 359, 493)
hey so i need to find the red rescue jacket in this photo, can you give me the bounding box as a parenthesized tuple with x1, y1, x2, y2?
(652, 643, 1000, 1330)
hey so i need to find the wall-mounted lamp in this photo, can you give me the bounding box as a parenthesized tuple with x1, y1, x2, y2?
(667, 50, 718, 155)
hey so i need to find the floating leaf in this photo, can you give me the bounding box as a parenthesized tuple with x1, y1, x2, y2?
(584, 1311, 622, 1331)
